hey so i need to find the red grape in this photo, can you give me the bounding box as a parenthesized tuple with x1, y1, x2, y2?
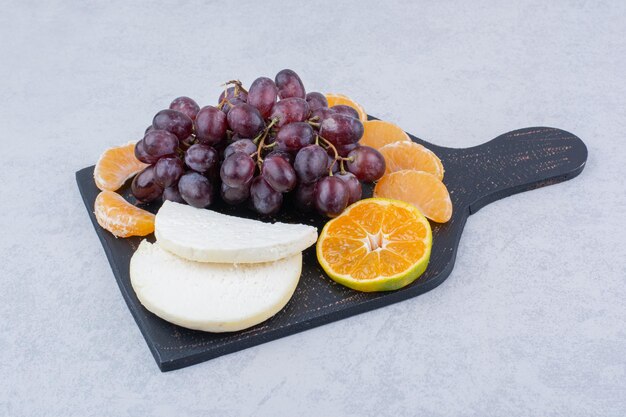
(227, 103, 265, 138)
(247, 77, 278, 118)
(314, 176, 349, 217)
(305, 92, 328, 112)
(333, 142, 360, 157)
(219, 86, 248, 103)
(346, 146, 386, 182)
(265, 149, 294, 165)
(250, 176, 283, 215)
(294, 182, 317, 212)
(220, 97, 245, 115)
(335, 171, 362, 204)
(163, 184, 186, 204)
(270, 97, 310, 127)
(319, 113, 364, 146)
(152, 109, 193, 141)
(134, 139, 160, 164)
(170, 96, 200, 120)
(220, 182, 250, 205)
(220, 151, 256, 187)
(131, 166, 163, 203)
(310, 107, 335, 123)
(294, 145, 328, 184)
(185, 144, 218, 174)
(275, 69, 305, 99)
(331, 104, 360, 120)
(275, 122, 314, 153)
(262, 156, 296, 192)
(224, 139, 257, 160)
(154, 156, 184, 188)
(143, 130, 179, 158)
(195, 106, 227, 145)
(178, 171, 214, 208)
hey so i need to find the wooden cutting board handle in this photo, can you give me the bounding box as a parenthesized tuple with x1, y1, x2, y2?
(424, 127, 588, 214)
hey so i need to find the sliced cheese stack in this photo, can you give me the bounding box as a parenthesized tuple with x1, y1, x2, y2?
(130, 201, 317, 333)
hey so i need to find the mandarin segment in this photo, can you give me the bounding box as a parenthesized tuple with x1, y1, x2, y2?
(324, 216, 367, 239)
(379, 141, 444, 180)
(94, 191, 155, 238)
(378, 250, 412, 276)
(374, 170, 453, 223)
(325, 93, 367, 122)
(380, 204, 415, 234)
(346, 200, 386, 234)
(350, 251, 380, 280)
(388, 222, 428, 241)
(94, 142, 148, 191)
(386, 240, 427, 263)
(320, 237, 368, 275)
(359, 120, 411, 150)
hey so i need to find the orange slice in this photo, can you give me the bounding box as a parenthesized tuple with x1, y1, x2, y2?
(374, 170, 452, 223)
(316, 198, 432, 292)
(94, 190, 155, 237)
(379, 141, 444, 179)
(94, 141, 148, 191)
(359, 120, 411, 150)
(325, 93, 367, 122)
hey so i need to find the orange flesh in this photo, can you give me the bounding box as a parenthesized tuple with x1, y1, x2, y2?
(320, 200, 430, 280)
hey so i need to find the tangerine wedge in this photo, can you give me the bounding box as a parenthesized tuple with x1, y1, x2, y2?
(94, 141, 148, 191)
(374, 170, 453, 223)
(317, 198, 432, 292)
(379, 141, 444, 180)
(360, 120, 411, 150)
(94, 191, 155, 238)
(325, 93, 367, 122)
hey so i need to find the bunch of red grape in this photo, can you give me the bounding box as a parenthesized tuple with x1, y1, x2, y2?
(132, 69, 386, 217)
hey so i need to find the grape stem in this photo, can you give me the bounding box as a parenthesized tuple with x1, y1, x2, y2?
(317, 134, 338, 176)
(221, 79, 249, 95)
(217, 80, 249, 109)
(307, 120, 321, 128)
(255, 117, 279, 166)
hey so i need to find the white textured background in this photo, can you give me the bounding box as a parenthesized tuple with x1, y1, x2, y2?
(1, 1, 625, 416)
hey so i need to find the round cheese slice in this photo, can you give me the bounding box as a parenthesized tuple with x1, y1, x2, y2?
(155, 201, 318, 263)
(130, 240, 301, 332)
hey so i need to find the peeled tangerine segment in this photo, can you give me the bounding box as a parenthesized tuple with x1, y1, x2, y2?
(325, 93, 367, 122)
(130, 241, 302, 332)
(155, 201, 318, 263)
(316, 198, 432, 292)
(94, 141, 148, 191)
(379, 141, 444, 180)
(359, 120, 411, 150)
(374, 170, 453, 223)
(94, 190, 155, 238)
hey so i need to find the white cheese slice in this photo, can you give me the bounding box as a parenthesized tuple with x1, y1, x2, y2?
(155, 201, 318, 263)
(130, 240, 301, 332)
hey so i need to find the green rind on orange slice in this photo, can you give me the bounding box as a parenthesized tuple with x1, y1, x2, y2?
(316, 198, 432, 292)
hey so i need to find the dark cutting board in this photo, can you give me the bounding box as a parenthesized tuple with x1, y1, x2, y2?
(76, 123, 587, 371)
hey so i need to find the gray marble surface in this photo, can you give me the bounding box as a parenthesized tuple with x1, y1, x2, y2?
(1, 1, 625, 416)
